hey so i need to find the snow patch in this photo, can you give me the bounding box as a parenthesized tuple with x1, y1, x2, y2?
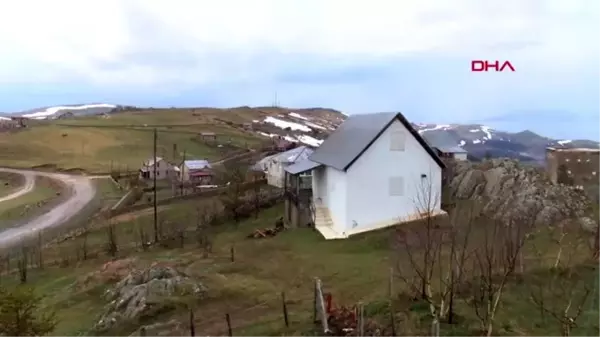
(21, 103, 117, 119)
(296, 135, 323, 147)
(264, 116, 312, 132)
(558, 139, 572, 145)
(0, 116, 11, 121)
(459, 140, 466, 146)
(417, 124, 452, 134)
(288, 112, 308, 120)
(472, 139, 481, 144)
(304, 121, 326, 130)
(480, 126, 493, 139)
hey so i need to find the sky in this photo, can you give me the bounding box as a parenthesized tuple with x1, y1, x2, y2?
(0, 0, 598, 140)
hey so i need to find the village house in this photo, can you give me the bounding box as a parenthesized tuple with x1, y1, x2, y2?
(139, 157, 174, 180)
(284, 111, 446, 239)
(251, 145, 314, 188)
(546, 147, 599, 187)
(178, 160, 214, 185)
(422, 133, 468, 161)
(200, 132, 217, 142)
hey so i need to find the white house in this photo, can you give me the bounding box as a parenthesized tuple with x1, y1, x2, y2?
(139, 157, 174, 180)
(285, 112, 446, 239)
(251, 145, 314, 188)
(178, 159, 214, 185)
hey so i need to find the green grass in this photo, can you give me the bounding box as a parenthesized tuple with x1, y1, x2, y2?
(0, 177, 61, 226)
(0, 109, 265, 173)
(0, 172, 24, 198)
(2, 199, 597, 336)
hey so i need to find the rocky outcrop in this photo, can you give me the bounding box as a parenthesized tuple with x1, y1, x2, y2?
(93, 264, 207, 333)
(446, 159, 595, 228)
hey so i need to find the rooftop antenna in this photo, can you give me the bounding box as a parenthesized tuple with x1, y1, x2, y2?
(273, 91, 279, 108)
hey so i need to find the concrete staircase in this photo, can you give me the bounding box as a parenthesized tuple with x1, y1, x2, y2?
(313, 205, 346, 239)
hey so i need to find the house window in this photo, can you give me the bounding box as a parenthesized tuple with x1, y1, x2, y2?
(390, 130, 405, 151)
(389, 176, 404, 196)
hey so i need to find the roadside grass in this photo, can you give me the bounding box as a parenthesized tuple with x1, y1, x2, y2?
(0, 172, 25, 198)
(0, 176, 62, 226)
(92, 177, 126, 210)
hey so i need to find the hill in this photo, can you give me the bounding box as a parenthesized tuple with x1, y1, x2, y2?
(1, 105, 598, 171)
(0, 106, 343, 173)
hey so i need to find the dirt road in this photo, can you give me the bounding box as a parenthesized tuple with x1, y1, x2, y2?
(0, 168, 96, 248)
(0, 171, 35, 203)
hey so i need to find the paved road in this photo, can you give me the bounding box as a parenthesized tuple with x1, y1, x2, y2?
(0, 171, 35, 203)
(0, 168, 96, 248)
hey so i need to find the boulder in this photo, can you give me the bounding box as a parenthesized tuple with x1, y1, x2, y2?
(93, 264, 207, 333)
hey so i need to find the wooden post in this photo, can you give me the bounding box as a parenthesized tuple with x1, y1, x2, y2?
(230, 245, 235, 262)
(388, 267, 394, 299)
(281, 291, 289, 327)
(312, 278, 318, 323)
(153, 128, 159, 243)
(225, 313, 233, 336)
(357, 302, 364, 337)
(189, 308, 195, 336)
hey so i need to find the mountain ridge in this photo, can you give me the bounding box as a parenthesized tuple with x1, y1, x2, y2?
(1, 103, 597, 164)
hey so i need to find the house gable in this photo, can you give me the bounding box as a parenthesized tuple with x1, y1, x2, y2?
(309, 112, 445, 171)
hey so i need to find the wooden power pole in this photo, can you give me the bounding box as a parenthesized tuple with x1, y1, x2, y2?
(180, 149, 186, 196)
(153, 128, 158, 242)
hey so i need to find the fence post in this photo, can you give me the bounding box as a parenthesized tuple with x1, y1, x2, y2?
(314, 278, 329, 333)
(281, 291, 289, 327)
(313, 279, 318, 323)
(189, 308, 195, 336)
(225, 313, 233, 336)
(357, 302, 364, 336)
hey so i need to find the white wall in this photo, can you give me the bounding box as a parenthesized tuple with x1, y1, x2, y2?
(453, 152, 468, 161)
(345, 119, 442, 233)
(324, 166, 347, 235)
(266, 160, 285, 188)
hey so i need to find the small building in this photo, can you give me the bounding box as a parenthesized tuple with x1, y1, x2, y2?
(285, 111, 446, 240)
(433, 146, 468, 161)
(250, 145, 314, 188)
(200, 132, 217, 142)
(422, 133, 468, 161)
(179, 159, 214, 185)
(546, 147, 599, 187)
(139, 157, 174, 180)
(10, 116, 28, 128)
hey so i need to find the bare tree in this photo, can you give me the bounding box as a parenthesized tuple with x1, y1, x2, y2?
(219, 161, 246, 223)
(529, 225, 594, 336)
(395, 177, 476, 335)
(105, 220, 118, 258)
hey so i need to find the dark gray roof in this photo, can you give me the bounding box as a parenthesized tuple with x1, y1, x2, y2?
(309, 112, 445, 171)
(421, 133, 467, 153)
(284, 159, 322, 175)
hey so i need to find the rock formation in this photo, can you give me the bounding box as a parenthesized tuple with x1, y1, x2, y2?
(445, 159, 596, 229)
(93, 264, 207, 333)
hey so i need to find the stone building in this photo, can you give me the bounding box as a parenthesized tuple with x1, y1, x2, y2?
(546, 147, 599, 187)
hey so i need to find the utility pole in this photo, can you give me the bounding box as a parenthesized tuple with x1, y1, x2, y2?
(180, 149, 186, 196)
(153, 128, 158, 242)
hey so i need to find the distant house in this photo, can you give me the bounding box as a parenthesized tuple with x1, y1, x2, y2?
(200, 132, 217, 142)
(10, 116, 28, 128)
(285, 112, 446, 239)
(422, 133, 468, 161)
(546, 147, 599, 187)
(139, 157, 173, 180)
(251, 145, 313, 188)
(179, 159, 214, 185)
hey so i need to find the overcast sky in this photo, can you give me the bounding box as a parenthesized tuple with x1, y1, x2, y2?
(0, 0, 598, 139)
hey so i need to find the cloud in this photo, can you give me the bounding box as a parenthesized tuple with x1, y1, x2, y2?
(0, 0, 597, 138)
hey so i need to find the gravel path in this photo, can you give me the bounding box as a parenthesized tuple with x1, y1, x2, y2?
(0, 168, 96, 248)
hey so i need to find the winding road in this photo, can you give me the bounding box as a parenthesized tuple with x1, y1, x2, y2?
(0, 168, 96, 248)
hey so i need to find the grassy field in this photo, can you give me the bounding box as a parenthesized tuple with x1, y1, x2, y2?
(0, 172, 25, 198)
(1, 198, 597, 336)
(0, 176, 64, 227)
(0, 109, 266, 173)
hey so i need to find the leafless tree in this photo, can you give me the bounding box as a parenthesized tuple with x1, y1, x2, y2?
(395, 177, 476, 335)
(105, 220, 118, 258)
(219, 161, 246, 223)
(529, 224, 594, 336)
(17, 246, 28, 284)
